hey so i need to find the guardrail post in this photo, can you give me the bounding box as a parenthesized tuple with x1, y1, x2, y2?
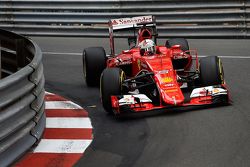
(16, 39, 26, 69)
(242, 0, 247, 38)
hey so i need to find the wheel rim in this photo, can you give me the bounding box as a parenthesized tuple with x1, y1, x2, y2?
(218, 58, 224, 84)
(120, 71, 125, 92)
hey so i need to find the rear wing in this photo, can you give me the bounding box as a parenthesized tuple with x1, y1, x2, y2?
(108, 15, 156, 56)
(109, 15, 155, 30)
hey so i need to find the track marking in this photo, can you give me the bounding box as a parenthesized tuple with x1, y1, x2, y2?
(46, 101, 83, 109)
(43, 51, 250, 59)
(43, 51, 82, 56)
(15, 92, 93, 167)
(33, 139, 92, 153)
(43, 128, 93, 139)
(45, 94, 67, 101)
(44, 91, 54, 95)
(45, 109, 89, 117)
(46, 117, 92, 129)
(199, 55, 250, 59)
(15, 153, 82, 167)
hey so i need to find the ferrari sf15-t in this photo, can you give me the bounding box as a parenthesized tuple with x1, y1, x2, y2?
(83, 15, 230, 116)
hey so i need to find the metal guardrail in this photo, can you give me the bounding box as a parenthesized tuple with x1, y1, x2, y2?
(0, 0, 249, 38)
(0, 29, 45, 167)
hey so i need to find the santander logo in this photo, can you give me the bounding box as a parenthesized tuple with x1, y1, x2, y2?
(111, 16, 153, 26)
(111, 19, 119, 25)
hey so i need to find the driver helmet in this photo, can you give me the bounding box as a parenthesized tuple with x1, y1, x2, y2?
(138, 39, 156, 56)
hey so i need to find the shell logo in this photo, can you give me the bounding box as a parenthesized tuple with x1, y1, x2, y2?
(162, 77, 173, 83)
(213, 88, 220, 94)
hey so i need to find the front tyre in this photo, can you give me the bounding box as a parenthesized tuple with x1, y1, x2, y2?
(83, 47, 106, 86)
(199, 56, 224, 86)
(100, 68, 125, 114)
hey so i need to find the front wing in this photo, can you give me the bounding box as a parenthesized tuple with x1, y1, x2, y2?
(111, 85, 229, 115)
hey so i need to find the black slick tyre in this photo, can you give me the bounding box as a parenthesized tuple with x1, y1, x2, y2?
(165, 38, 189, 51)
(83, 47, 106, 86)
(166, 38, 190, 69)
(100, 68, 125, 114)
(199, 56, 224, 86)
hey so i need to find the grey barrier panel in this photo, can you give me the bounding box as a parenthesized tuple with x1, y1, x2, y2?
(0, 29, 45, 167)
(0, 0, 249, 38)
(0, 40, 1, 79)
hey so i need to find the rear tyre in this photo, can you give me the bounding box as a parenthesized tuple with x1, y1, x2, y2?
(100, 68, 125, 114)
(83, 47, 106, 86)
(165, 38, 189, 51)
(199, 56, 224, 86)
(166, 38, 190, 70)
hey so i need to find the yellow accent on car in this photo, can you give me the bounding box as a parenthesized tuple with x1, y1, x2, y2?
(161, 77, 173, 83)
(120, 71, 125, 91)
(137, 59, 141, 70)
(165, 89, 178, 93)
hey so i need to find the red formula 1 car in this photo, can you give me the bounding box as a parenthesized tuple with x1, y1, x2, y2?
(83, 15, 229, 116)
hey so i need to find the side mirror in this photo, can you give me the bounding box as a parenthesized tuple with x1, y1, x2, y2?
(128, 37, 136, 49)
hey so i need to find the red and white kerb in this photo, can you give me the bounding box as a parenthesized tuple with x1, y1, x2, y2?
(15, 92, 93, 167)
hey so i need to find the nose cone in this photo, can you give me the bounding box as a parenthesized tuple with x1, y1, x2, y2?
(147, 56, 185, 106)
(154, 69, 184, 106)
(160, 88, 185, 105)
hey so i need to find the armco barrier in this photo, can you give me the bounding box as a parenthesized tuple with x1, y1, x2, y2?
(0, 0, 249, 38)
(0, 29, 45, 167)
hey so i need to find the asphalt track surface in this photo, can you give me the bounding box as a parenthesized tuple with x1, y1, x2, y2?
(31, 37, 250, 167)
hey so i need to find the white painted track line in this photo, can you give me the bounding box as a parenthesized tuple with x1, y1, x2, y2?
(33, 139, 92, 153)
(45, 101, 83, 109)
(45, 91, 54, 95)
(43, 51, 82, 56)
(46, 117, 92, 128)
(43, 51, 250, 59)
